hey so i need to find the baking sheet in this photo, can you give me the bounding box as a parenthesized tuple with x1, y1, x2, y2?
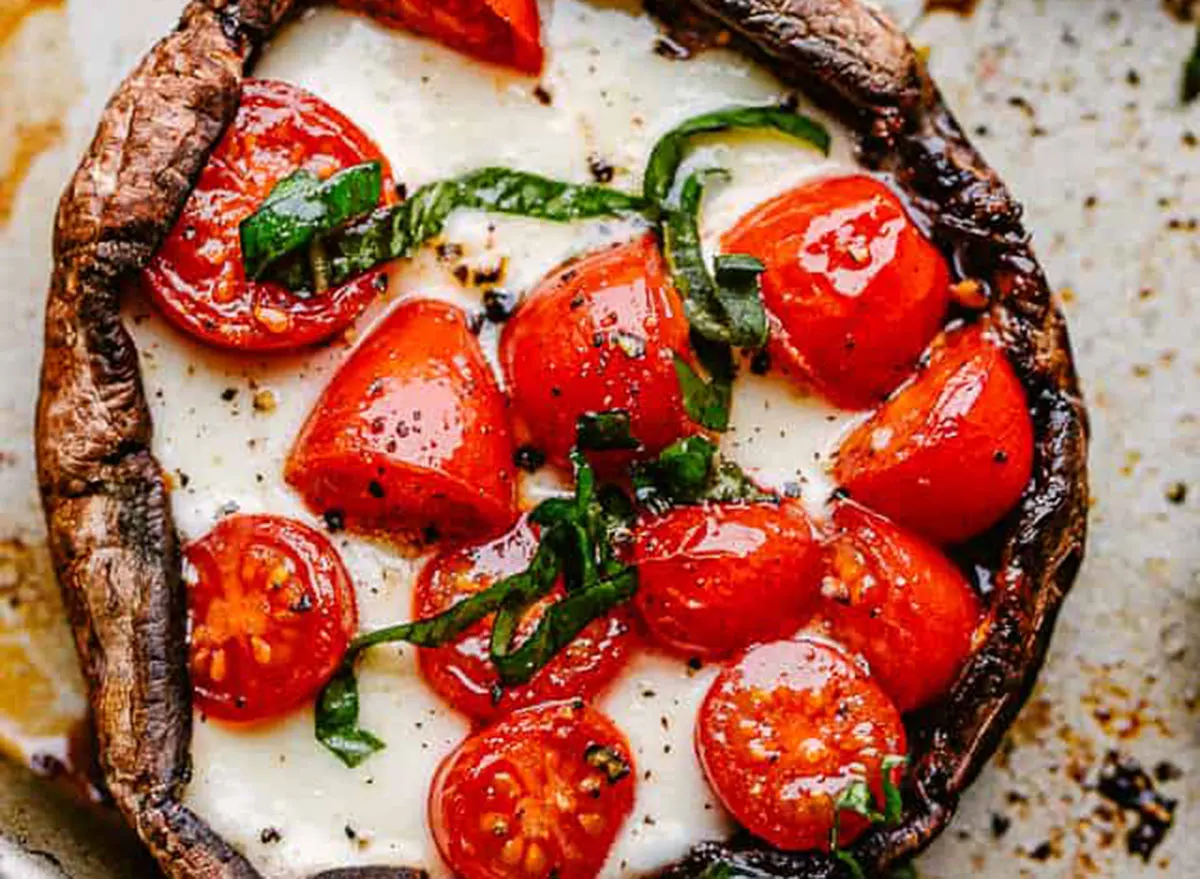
(0, 1, 1195, 876)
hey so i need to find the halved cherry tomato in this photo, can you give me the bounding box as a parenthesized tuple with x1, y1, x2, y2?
(696, 637, 906, 852)
(632, 502, 822, 659)
(431, 701, 635, 879)
(817, 502, 981, 713)
(184, 514, 358, 722)
(501, 236, 695, 470)
(722, 174, 950, 409)
(339, 0, 543, 74)
(834, 322, 1034, 544)
(144, 79, 393, 352)
(416, 517, 636, 722)
(286, 299, 518, 541)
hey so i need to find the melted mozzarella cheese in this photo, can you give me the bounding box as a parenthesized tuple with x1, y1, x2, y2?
(128, 2, 861, 875)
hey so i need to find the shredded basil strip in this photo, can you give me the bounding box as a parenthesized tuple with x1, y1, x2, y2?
(266, 167, 648, 291)
(829, 755, 909, 878)
(1185, 25, 1200, 104)
(632, 435, 772, 514)
(673, 331, 736, 432)
(241, 162, 383, 282)
(642, 105, 830, 209)
(315, 662, 385, 768)
(576, 410, 641, 452)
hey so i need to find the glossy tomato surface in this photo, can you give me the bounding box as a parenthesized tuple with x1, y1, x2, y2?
(143, 79, 392, 352)
(339, 0, 543, 73)
(286, 299, 518, 542)
(501, 236, 695, 470)
(818, 502, 982, 713)
(722, 174, 950, 409)
(431, 701, 635, 879)
(834, 322, 1034, 544)
(696, 638, 906, 852)
(632, 502, 822, 658)
(185, 514, 358, 722)
(416, 518, 636, 722)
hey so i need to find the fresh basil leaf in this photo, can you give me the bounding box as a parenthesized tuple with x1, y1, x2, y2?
(315, 662, 384, 768)
(241, 161, 383, 281)
(673, 329, 736, 431)
(834, 779, 885, 825)
(1185, 26, 1200, 104)
(642, 105, 830, 208)
(268, 167, 648, 291)
(632, 435, 771, 514)
(835, 850, 869, 879)
(881, 754, 908, 824)
(576, 410, 641, 452)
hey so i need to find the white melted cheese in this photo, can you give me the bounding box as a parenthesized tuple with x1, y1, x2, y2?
(126, 2, 862, 875)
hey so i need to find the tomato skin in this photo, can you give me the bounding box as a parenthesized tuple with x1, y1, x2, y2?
(834, 322, 1034, 544)
(501, 236, 695, 471)
(184, 515, 358, 723)
(696, 637, 906, 852)
(286, 299, 518, 542)
(430, 701, 635, 879)
(416, 518, 636, 722)
(817, 502, 981, 713)
(339, 0, 543, 73)
(632, 502, 822, 659)
(722, 174, 950, 409)
(144, 79, 392, 352)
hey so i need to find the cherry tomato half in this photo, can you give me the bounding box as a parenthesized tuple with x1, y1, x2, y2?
(817, 502, 982, 713)
(144, 79, 393, 352)
(722, 174, 950, 409)
(416, 518, 636, 722)
(286, 299, 518, 542)
(632, 502, 822, 659)
(696, 637, 907, 852)
(339, 0, 543, 74)
(834, 322, 1034, 544)
(430, 701, 636, 879)
(185, 514, 358, 722)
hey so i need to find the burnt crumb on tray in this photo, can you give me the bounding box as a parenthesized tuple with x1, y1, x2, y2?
(1096, 750, 1178, 862)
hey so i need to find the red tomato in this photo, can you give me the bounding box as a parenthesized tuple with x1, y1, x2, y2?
(696, 638, 907, 852)
(184, 515, 358, 722)
(834, 322, 1034, 544)
(339, 0, 543, 74)
(817, 502, 981, 713)
(722, 174, 950, 409)
(415, 517, 636, 722)
(501, 236, 695, 470)
(286, 299, 518, 542)
(144, 79, 393, 352)
(431, 701, 635, 879)
(632, 502, 822, 659)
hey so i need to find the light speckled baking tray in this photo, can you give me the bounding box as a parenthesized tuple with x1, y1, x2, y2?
(0, 1, 1196, 876)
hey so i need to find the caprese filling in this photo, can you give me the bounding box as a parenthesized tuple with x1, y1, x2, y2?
(130, 3, 1036, 878)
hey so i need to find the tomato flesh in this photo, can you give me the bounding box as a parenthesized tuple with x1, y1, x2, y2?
(696, 637, 906, 852)
(722, 174, 950, 409)
(817, 502, 982, 713)
(632, 502, 822, 659)
(286, 299, 518, 542)
(339, 0, 543, 73)
(144, 79, 392, 352)
(416, 518, 636, 722)
(834, 322, 1034, 544)
(430, 701, 635, 879)
(501, 236, 695, 471)
(184, 514, 358, 722)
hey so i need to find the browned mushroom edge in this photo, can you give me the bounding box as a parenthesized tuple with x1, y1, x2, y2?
(34, 1, 1088, 877)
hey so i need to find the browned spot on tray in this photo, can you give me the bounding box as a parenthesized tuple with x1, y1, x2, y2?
(925, 0, 981, 15)
(1008, 694, 1055, 747)
(1082, 676, 1173, 741)
(0, 118, 61, 224)
(0, 0, 62, 47)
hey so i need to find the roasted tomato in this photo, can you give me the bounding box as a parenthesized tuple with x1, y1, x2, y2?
(722, 174, 950, 409)
(286, 299, 518, 541)
(339, 0, 543, 74)
(817, 502, 982, 713)
(632, 502, 822, 659)
(415, 518, 636, 722)
(834, 322, 1034, 544)
(431, 701, 635, 879)
(696, 637, 907, 852)
(184, 514, 358, 722)
(143, 79, 392, 352)
(501, 236, 695, 470)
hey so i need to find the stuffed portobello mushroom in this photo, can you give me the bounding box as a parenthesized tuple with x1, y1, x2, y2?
(36, 1, 1088, 878)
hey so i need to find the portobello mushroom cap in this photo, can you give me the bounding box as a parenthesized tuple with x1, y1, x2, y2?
(35, 1, 1089, 877)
